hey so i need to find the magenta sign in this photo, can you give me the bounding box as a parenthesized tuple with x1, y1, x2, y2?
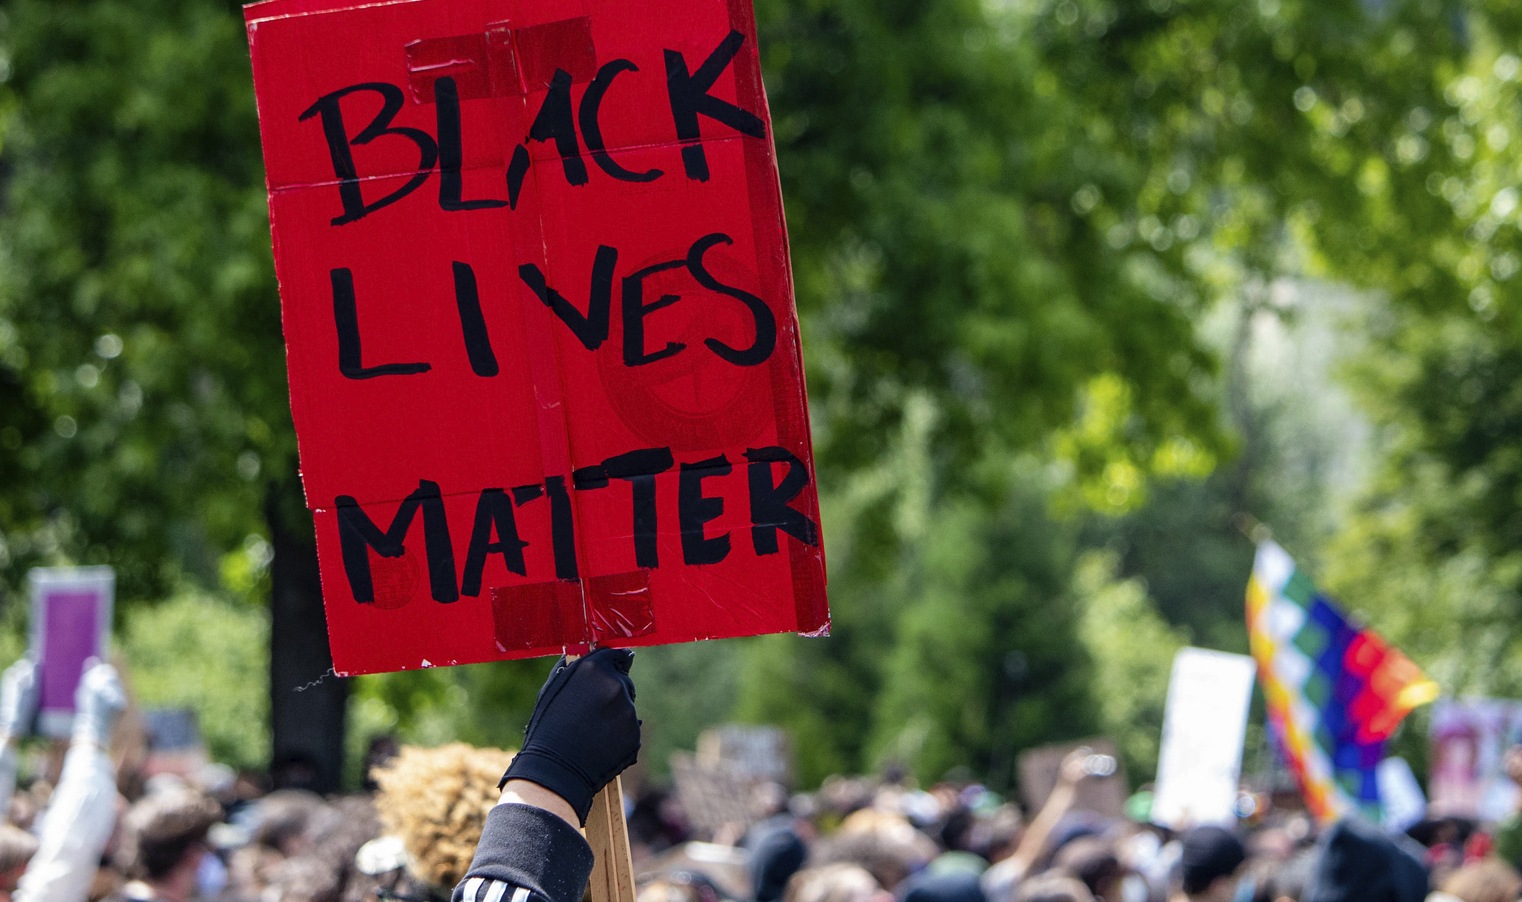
(28, 568, 114, 738)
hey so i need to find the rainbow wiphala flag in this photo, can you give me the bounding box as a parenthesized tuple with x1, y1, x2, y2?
(1246, 540, 1439, 821)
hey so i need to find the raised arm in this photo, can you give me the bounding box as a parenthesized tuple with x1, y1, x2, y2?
(15, 660, 126, 902)
(0, 659, 40, 823)
(454, 648, 641, 902)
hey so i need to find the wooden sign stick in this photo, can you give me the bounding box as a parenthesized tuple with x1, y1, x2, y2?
(565, 652, 636, 902)
(584, 776, 636, 902)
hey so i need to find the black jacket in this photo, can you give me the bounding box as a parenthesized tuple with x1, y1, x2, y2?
(453, 804, 595, 902)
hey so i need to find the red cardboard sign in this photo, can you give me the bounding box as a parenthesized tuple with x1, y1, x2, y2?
(246, 0, 827, 675)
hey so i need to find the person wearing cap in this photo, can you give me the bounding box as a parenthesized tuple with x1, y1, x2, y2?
(453, 647, 641, 902)
(745, 814, 808, 902)
(1170, 825, 1246, 902)
(900, 870, 989, 902)
(1300, 817, 1427, 902)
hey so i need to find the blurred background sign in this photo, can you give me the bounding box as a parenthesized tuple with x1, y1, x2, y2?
(27, 566, 114, 738)
(1151, 647, 1256, 828)
(697, 724, 792, 786)
(1428, 697, 1522, 821)
(1017, 737, 1127, 819)
(142, 707, 210, 779)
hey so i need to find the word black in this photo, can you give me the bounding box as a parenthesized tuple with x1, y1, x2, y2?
(301, 30, 765, 226)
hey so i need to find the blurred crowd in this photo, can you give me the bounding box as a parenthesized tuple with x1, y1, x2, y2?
(622, 747, 1522, 902)
(4, 655, 1522, 902)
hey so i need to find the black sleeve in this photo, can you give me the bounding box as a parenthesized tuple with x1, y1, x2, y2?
(452, 803, 596, 902)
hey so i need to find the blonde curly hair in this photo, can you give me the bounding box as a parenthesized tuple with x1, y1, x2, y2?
(372, 743, 516, 889)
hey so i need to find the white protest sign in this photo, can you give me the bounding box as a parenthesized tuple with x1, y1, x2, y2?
(1377, 757, 1427, 833)
(1151, 647, 1256, 828)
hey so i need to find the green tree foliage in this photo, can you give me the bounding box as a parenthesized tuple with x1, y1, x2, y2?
(864, 489, 1098, 789)
(732, 0, 1272, 788)
(0, 0, 1231, 786)
(120, 588, 270, 771)
(6, 0, 1512, 792)
(1085, 282, 1375, 657)
(738, 420, 1100, 789)
(1313, 10, 1522, 704)
(0, 0, 355, 786)
(735, 0, 1475, 785)
(1071, 550, 1186, 782)
(1327, 313, 1522, 698)
(764, 0, 1225, 481)
(0, 0, 285, 596)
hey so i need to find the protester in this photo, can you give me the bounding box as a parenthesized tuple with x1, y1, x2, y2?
(5, 647, 1520, 902)
(1490, 745, 1522, 872)
(0, 661, 39, 825)
(253, 794, 378, 902)
(1011, 875, 1095, 902)
(366, 742, 515, 900)
(1240, 849, 1314, 902)
(1301, 817, 1426, 902)
(899, 870, 987, 902)
(0, 661, 39, 902)
(1049, 836, 1122, 902)
(109, 786, 223, 902)
(451, 648, 641, 902)
(982, 749, 1112, 902)
(812, 808, 937, 892)
(746, 815, 808, 902)
(782, 863, 885, 902)
(1433, 858, 1522, 902)
(14, 660, 127, 902)
(1173, 826, 1246, 902)
(0, 825, 37, 901)
(225, 788, 327, 899)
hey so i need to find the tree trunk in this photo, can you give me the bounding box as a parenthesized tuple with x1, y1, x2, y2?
(266, 482, 348, 794)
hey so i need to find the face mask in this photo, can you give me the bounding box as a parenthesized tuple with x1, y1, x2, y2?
(196, 851, 228, 899)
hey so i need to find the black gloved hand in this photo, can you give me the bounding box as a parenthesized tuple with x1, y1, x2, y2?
(500, 647, 641, 825)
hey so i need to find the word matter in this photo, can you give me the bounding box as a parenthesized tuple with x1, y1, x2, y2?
(337, 445, 819, 604)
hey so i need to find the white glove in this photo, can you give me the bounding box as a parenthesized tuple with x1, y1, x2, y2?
(71, 660, 126, 748)
(0, 659, 40, 741)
